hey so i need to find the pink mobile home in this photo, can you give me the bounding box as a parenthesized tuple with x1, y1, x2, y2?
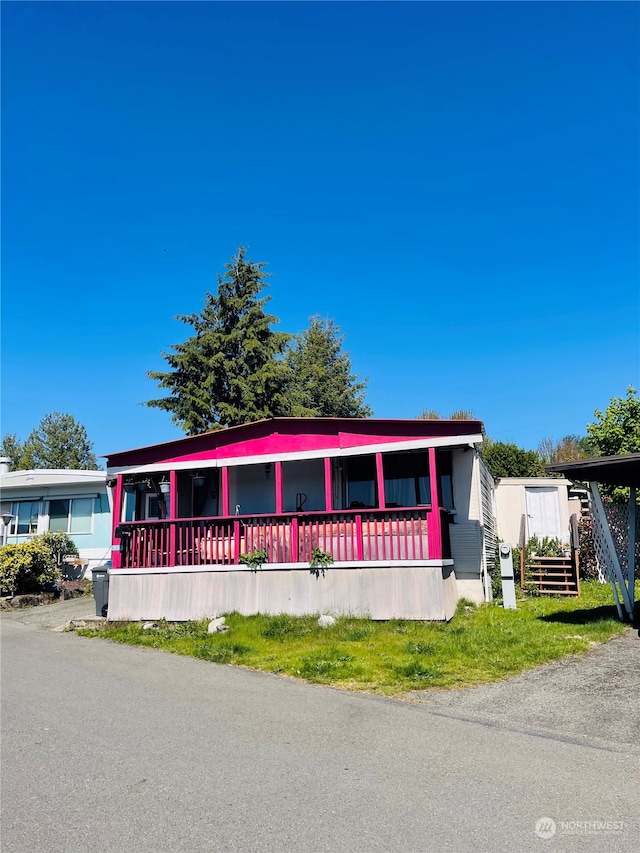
(104, 418, 496, 621)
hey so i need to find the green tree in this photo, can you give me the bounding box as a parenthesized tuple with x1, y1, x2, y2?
(483, 441, 545, 478)
(145, 247, 291, 434)
(537, 434, 593, 465)
(587, 386, 640, 456)
(2, 414, 99, 470)
(285, 316, 372, 418)
(0, 434, 25, 470)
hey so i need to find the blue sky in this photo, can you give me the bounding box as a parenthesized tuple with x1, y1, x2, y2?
(2, 1, 638, 461)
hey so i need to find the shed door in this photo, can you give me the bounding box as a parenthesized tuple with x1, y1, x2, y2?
(525, 487, 561, 541)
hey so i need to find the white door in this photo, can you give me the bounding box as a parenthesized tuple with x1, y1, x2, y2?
(525, 488, 561, 541)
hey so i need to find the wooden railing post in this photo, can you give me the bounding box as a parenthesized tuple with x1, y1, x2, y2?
(427, 447, 442, 559)
(291, 516, 299, 562)
(356, 514, 364, 561)
(169, 469, 177, 565)
(233, 519, 241, 565)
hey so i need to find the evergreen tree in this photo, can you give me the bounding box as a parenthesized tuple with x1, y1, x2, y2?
(145, 247, 291, 433)
(3, 413, 100, 470)
(285, 316, 372, 418)
(0, 434, 25, 471)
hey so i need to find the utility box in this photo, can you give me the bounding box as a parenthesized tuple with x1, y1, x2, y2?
(92, 567, 109, 618)
(499, 543, 517, 610)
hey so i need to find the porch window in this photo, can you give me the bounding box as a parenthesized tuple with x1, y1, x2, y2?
(49, 498, 93, 534)
(383, 451, 430, 507)
(344, 455, 378, 509)
(228, 464, 276, 515)
(11, 501, 40, 535)
(282, 459, 326, 512)
(177, 471, 218, 518)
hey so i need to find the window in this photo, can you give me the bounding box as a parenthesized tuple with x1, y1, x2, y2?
(48, 498, 93, 534)
(438, 451, 454, 511)
(345, 455, 378, 508)
(383, 451, 430, 507)
(11, 501, 40, 535)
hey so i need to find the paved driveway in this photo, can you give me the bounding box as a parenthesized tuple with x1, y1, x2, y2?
(2, 600, 639, 853)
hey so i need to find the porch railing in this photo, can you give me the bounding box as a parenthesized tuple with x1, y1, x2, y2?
(117, 508, 446, 569)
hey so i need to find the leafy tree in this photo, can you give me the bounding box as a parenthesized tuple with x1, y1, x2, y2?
(1, 414, 99, 470)
(587, 386, 640, 456)
(483, 441, 545, 478)
(285, 316, 372, 418)
(537, 434, 593, 465)
(145, 247, 291, 434)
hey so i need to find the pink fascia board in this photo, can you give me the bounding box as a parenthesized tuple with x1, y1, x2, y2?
(104, 417, 484, 468)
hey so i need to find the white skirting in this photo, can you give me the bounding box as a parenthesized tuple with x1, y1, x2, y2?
(107, 562, 459, 622)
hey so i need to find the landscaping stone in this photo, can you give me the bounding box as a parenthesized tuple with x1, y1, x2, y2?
(318, 614, 336, 628)
(208, 617, 226, 633)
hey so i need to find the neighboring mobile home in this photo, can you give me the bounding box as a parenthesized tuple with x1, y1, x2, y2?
(104, 418, 497, 621)
(0, 462, 112, 576)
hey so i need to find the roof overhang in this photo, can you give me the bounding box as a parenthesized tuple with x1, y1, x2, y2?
(544, 454, 640, 487)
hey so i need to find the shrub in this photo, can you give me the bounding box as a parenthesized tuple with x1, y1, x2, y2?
(0, 538, 61, 595)
(39, 531, 78, 567)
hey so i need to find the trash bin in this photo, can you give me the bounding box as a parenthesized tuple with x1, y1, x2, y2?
(92, 567, 109, 617)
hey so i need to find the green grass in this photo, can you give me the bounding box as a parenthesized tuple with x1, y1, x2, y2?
(76, 581, 631, 696)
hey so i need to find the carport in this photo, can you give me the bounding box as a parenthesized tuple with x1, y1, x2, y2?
(545, 453, 640, 623)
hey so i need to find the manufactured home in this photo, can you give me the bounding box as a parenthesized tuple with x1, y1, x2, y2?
(104, 418, 496, 621)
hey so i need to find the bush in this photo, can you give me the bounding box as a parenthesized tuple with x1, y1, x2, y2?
(39, 531, 78, 567)
(0, 535, 69, 595)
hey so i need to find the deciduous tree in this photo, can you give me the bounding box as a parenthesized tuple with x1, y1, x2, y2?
(587, 386, 640, 456)
(482, 441, 545, 478)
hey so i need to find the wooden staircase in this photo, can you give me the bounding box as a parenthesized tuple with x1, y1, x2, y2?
(525, 555, 580, 596)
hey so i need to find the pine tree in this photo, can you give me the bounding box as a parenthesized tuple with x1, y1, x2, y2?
(285, 316, 372, 418)
(145, 247, 291, 434)
(6, 413, 100, 470)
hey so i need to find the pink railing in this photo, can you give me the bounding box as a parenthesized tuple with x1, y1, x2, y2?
(117, 509, 437, 569)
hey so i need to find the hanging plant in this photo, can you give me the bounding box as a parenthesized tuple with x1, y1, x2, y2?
(239, 547, 268, 572)
(309, 548, 333, 578)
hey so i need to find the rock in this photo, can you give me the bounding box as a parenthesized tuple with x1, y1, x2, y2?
(216, 624, 230, 633)
(318, 614, 336, 628)
(208, 617, 226, 633)
(142, 622, 159, 630)
(10, 594, 44, 609)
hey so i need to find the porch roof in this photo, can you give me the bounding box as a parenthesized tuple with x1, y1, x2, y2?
(545, 453, 640, 487)
(104, 417, 484, 469)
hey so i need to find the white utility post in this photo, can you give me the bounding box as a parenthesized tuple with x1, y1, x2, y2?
(499, 543, 517, 609)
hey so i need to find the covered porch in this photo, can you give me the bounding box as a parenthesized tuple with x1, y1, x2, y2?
(104, 418, 487, 621)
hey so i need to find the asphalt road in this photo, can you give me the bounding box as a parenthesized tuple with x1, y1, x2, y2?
(2, 603, 639, 853)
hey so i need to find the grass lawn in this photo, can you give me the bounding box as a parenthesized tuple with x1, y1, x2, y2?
(76, 581, 631, 696)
